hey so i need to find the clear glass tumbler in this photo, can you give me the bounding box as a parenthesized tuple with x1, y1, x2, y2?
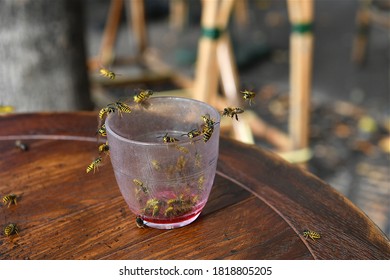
(105, 96, 220, 229)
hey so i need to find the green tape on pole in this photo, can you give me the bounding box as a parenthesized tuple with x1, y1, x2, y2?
(358, 24, 369, 35)
(291, 23, 313, 34)
(201, 27, 222, 40)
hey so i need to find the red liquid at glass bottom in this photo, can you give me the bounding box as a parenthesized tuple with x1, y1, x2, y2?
(140, 204, 204, 230)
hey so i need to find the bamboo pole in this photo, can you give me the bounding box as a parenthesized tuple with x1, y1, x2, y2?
(351, 0, 371, 64)
(234, 0, 249, 27)
(126, 0, 148, 56)
(215, 0, 240, 107)
(216, 1, 254, 144)
(218, 40, 255, 143)
(98, 0, 124, 67)
(169, 0, 188, 31)
(287, 0, 314, 164)
(193, 0, 221, 105)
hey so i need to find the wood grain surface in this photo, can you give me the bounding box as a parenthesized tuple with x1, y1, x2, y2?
(0, 112, 389, 259)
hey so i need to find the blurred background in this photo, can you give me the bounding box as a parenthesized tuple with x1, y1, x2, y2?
(0, 0, 389, 237)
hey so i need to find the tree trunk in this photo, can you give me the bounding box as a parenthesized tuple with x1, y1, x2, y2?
(0, 0, 93, 112)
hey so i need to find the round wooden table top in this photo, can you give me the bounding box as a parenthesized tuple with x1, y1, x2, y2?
(0, 112, 389, 260)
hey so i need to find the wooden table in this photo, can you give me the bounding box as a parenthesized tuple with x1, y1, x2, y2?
(0, 112, 389, 259)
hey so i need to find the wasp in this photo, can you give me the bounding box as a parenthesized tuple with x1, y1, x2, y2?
(197, 176, 205, 190)
(166, 197, 184, 217)
(144, 198, 161, 217)
(221, 107, 244, 121)
(133, 89, 154, 104)
(182, 128, 202, 139)
(168, 194, 193, 207)
(201, 114, 219, 143)
(175, 145, 189, 154)
(133, 179, 149, 194)
(202, 125, 214, 143)
(98, 142, 110, 155)
(175, 202, 193, 216)
(97, 124, 107, 137)
(109, 101, 132, 116)
(99, 67, 116, 80)
(166, 164, 176, 178)
(0, 105, 14, 113)
(202, 114, 216, 127)
(86, 157, 102, 173)
(167, 198, 179, 207)
(241, 89, 256, 105)
(164, 206, 175, 217)
(3, 194, 18, 208)
(159, 133, 179, 144)
(15, 140, 28, 151)
(151, 160, 161, 171)
(194, 152, 202, 168)
(135, 216, 145, 228)
(303, 229, 321, 241)
(175, 155, 187, 173)
(192, 195, 199, 204)
(4, 223, 19, 237)
(152, 205, 160, 216)
(99, 105, 116, 120)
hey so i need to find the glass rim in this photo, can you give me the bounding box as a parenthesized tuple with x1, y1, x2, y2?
(105, 96, 220, 147)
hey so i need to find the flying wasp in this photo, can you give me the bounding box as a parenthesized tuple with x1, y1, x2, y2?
(4, 223, 19, 237)
(303, 229, 321, 241)
(241, 89, 256, 105)
(86, 157, 102, 174)
(3, 194, 18, 208)
(221, 107, 244, 121)
(133, 89, 154, 104)
(99, 67, 117, 80)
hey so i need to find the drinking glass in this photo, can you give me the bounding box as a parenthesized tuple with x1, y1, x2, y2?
(105, 96, 220, 229)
